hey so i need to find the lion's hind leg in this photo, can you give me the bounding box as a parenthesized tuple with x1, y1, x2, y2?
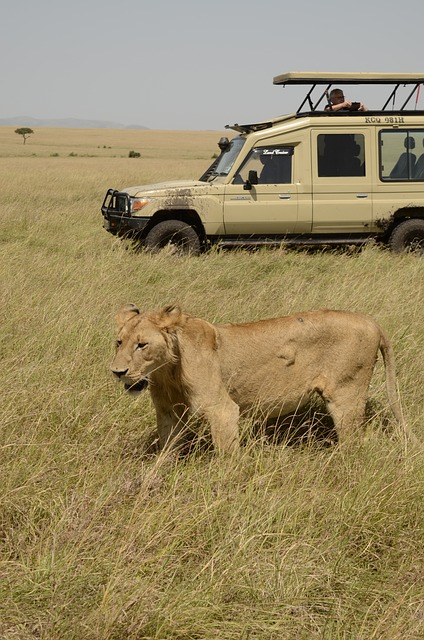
(322, 383, 369, 444)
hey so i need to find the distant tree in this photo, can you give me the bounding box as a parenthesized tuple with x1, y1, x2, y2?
(15, 127, 34, 144)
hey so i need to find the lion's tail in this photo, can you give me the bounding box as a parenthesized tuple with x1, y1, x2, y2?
(378, 328, 410, 442)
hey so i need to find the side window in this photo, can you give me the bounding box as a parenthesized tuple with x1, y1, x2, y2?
(318, 134, 365, 177)
(233, 146, 293, 185)
(380, 130, 424, 181)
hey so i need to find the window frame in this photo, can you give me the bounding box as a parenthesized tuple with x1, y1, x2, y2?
(316, 133, 366, 178)
(232, 145, 294, 185)
(379, 128, 424, 182)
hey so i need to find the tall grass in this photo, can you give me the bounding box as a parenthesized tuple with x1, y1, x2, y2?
(0, 129, 423, 639)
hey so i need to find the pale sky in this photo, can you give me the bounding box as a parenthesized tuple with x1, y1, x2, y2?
(2, 0, 424, 130)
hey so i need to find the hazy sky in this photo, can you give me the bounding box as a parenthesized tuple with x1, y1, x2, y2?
(2, 0, 424, 130)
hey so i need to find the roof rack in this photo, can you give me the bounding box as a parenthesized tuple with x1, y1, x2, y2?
(273, 72, 424, 113)
(225, 122, 273, 134)
(225, 114, 295, 134)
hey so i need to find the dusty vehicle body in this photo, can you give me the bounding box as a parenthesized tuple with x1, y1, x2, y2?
(102, 72, 424, 254)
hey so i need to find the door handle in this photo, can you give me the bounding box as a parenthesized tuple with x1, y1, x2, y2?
(279, 194, 291, 200)
(356, 193, 369, 198)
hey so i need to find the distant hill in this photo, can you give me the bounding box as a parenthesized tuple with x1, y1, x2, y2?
(0, 116, 148, 130)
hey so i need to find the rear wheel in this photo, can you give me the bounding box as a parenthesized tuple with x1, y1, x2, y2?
(389, 219, 424, 255)
(144, 220, 201, 256)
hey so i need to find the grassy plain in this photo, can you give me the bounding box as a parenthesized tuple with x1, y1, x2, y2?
(0, 127, 423, 639)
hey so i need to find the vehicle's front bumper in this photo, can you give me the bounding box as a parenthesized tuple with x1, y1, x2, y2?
(101, 188, 150, 236)
(103, 214, 150, 236)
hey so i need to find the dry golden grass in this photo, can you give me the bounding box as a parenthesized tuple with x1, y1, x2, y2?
(0, 126, 229, 160)
(0, 128, 423, 639)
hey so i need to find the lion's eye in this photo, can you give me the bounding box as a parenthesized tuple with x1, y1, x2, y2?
(136, 342, 148, 350)
(116, 339, 122, 348)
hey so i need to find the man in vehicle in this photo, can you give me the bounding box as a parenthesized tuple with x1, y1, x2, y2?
(325, 88, 367, 112)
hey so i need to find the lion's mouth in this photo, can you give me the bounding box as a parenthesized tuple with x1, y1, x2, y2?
(124, 378, 149, 394)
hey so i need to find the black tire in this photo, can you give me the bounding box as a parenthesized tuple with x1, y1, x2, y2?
(389, 219, 424, 255)
(144, 220, 201, 256)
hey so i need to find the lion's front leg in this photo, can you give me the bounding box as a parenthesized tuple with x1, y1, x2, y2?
(192, 394, 240, 454)
(208, 400, 240, 454)
(155, 404, 188, 449)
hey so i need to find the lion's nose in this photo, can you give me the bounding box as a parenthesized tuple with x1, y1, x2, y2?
(112, 368, 128, 379)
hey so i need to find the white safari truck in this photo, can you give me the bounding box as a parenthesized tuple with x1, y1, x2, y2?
(101, 72, 424, 255)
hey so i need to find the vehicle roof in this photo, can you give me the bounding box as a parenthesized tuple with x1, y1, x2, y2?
(273, 72, 424, 85)
(225, 110, 424, 135)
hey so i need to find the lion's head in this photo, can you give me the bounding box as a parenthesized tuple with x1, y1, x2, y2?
(111, 304, 186, 395)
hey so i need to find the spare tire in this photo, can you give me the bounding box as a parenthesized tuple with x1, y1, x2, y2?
(144, 220, 201, 255)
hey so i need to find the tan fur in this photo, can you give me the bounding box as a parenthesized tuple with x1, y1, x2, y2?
(111, 305, 406, 453)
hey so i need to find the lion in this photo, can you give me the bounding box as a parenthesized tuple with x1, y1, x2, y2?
(111, 304, 406, 453)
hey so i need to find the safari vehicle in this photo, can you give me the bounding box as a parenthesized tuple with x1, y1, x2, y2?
(101, 72, 424, 255)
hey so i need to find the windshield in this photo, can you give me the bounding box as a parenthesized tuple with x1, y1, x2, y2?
(211, 137, 245, 177)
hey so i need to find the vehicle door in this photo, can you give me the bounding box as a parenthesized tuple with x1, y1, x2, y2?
(223, 145, 303, 235)
(375, 128, 424, 223)
(311, 130, 373, 233)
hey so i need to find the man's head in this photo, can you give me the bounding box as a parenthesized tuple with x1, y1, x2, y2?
(329, 88, 345, 105)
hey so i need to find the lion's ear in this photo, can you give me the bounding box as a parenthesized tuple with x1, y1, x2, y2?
(115, 303, 140, 330)
(158, 305, 186, 330)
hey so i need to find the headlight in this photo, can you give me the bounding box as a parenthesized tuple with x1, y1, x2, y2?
(131, 197, 151, 212)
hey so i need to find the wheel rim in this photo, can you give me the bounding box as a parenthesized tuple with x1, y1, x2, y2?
(159, 231, 191, 253)
(405, 232, 424, 255)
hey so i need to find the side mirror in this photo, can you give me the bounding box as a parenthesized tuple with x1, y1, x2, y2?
(244, 170, 258, 190)
(218, 137, 230, 152)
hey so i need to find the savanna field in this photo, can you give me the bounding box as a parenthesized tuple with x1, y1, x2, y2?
(0, 127, 423, 639)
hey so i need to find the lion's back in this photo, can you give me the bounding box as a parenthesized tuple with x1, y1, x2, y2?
(214, 310, 382, 412)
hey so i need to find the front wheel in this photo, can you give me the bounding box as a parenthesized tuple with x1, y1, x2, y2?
(144, 220, 201, 256)
(389, 219, 424, 255)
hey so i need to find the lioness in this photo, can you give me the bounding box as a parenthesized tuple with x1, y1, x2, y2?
(111, 304, 405, 453)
